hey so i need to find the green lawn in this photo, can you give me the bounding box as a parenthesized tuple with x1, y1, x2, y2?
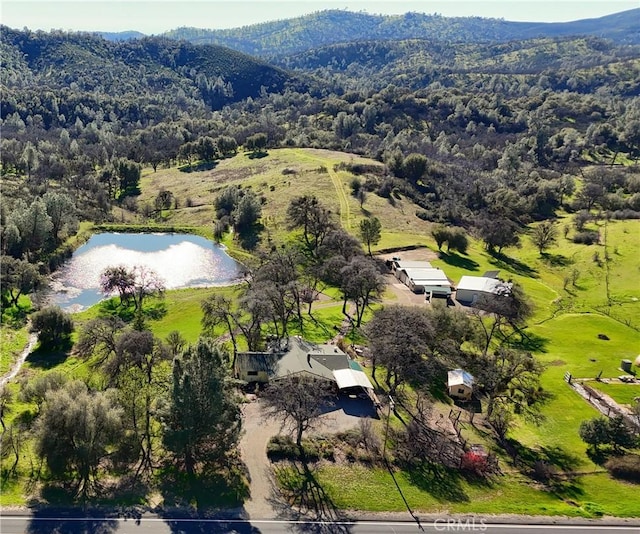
(284, 463, 640, 517)
(0, 325, 29, 376)
(0, 296, 32, 376)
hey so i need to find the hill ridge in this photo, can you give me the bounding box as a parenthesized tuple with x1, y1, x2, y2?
(154, 8, 640, 55)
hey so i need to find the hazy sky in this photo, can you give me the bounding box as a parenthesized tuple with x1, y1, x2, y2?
(2, 1, 638, 34)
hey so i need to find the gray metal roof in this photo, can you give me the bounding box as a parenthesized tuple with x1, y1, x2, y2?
(237, 337, 371, 390)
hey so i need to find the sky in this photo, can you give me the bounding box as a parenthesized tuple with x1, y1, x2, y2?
(2, 0, 638, 34)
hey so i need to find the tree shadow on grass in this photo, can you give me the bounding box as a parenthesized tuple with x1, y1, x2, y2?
(404, 462, 470, 503)
(271, 460, 353, 533)
(585, 447, 610, 466)
(97, 299, 167, 323)
(500, 330, 550, 353)
(438, 252, 479, 271)
(26, 346, 70, 369)
(158, 463, 249, 515)
(246, 151, 268, 160)
(503, 439, 585, 499)
(179, 161, 218, 173)
(488, 252, 538, 278)
(542, 252, 573, 267)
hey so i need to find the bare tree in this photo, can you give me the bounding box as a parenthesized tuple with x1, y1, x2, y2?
(287, 195, 336, 258)
(130, 265, 165, 311)
(262, 376, 335, 447)
(365, 305, 435, 394)
(75, 316, 125, 363)
(471, 347, 548, 420)
(100, 265, 165, 311)
(530, 221, 558, 255)
(472, 281, 533, 355)
(339, 256, 386, 327)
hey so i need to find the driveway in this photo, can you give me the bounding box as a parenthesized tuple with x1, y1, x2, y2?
(239, 396, 377, 520)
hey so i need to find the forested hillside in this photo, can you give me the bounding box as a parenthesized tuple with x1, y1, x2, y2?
(160, 8, 640, 56)
(276, 36, 640, 94)
(2, 25, 639, 240)
(1, 26, 296, 113)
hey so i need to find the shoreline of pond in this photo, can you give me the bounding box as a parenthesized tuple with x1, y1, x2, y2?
(43, 227, 247, 312)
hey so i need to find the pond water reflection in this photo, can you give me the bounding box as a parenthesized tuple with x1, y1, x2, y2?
(48, 233, 244, 311)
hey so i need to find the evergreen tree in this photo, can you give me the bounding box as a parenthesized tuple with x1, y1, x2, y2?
(162, 338, 241, 477)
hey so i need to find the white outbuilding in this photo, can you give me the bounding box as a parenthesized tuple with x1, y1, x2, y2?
(455, 275, 508, 305)
(392, 260, 451, 296)
(447, 369, 474, 401)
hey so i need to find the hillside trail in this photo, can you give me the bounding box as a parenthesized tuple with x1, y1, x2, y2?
(0, 330, 37, 390)
(292, 149, 352, 230)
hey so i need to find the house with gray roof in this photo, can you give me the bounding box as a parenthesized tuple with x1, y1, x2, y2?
(235, 336, 374, 393)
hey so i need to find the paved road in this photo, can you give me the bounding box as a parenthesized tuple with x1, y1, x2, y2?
(1, 515, 638, 534)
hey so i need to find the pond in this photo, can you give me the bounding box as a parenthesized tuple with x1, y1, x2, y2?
(47, 233, 244, 312)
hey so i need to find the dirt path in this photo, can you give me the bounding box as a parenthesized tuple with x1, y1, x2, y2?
(293, 149, 351, 229)
(0, 331, 37, 390)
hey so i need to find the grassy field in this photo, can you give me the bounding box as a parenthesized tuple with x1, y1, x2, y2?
(0, 296, 32, 376)
(294, 464, 640, 517)
(138, 148, 434, 248)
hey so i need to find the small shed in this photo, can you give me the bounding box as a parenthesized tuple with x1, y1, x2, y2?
(448, 369, 474, 401)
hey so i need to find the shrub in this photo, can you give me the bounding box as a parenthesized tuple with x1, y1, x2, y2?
(610, 209, 640, 220)
(266, 435, 333, 461)
(377, 178, 393, 198)
(460, 449, 489, 476)
(30, 306, 74, 349)
(573, 231, 600, 245)
(605, 455, 640, 483)
(267, 435, 300, 461)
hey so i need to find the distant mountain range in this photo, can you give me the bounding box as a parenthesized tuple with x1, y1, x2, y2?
(98, 8, 640, 56)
